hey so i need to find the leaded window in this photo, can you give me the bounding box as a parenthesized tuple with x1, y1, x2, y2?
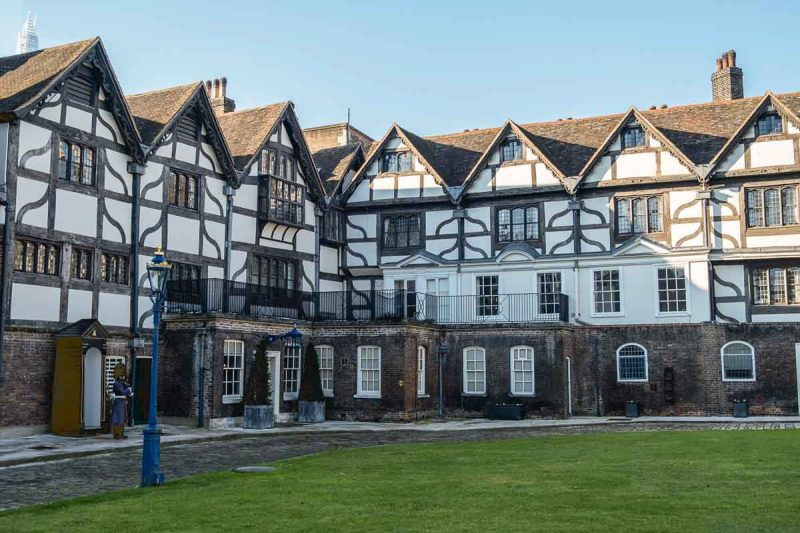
(747, 186, 798, 228)
(357, 346, 381, 397)
(616, 196, 663, 235)
(250, 256, 297, 291)
(538, 272, 561, 315)
(593, 269, 621, 314)
(476, 275, 499, 317)
(721, 342, 755, 381)
(383, 215, 421, 250)
(500, 138, 522, 162)
(171, 262, 202, 281)
(70, 247, 93, 281)
(167, 170, 199, 210)
(756, 113, 783, 136)
(259, 176, 305, 226)
(752, 267, 800, 306)
(223, 340, 244, 402)
(381, 151, 412, 173)
(497, 206, 539, 243)
(617, 344, 648, 382)
(15, 238, 59, 275)
(100, 253, 129, 285)
(463, 347, 486, 395)
(316, 345, 334, 396)
(322, 209, 344, 243)
(261, 149, 277, 176)
(510, 346, 534, 395)
(57, 141, 95, 185)
(657, 267, 687, 313)
(622, 126, 645, 149)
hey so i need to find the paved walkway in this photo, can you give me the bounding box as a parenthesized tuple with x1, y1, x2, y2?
(1, 417, 799, 511)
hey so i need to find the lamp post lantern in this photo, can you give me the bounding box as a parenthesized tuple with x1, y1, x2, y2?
(141, 246, 172, 487)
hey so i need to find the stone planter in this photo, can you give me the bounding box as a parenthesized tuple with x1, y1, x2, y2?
(625, 401, 640, 418)
(298, 401, 325, 423)
(243, 405, 275, 429)
(489, 403, 523, 420)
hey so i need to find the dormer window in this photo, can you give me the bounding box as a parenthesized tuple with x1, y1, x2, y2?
(756, 113, 783, 137)
(500, 138, 522, 162)
(622, 126, 645, 149)
(260, 149, 277, 176)
(381, 151, 412, 173)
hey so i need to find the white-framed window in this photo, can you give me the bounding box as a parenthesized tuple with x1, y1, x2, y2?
(510, 346, 535, 396)
(357, 346, 381, 398)
(476, 275, 499, 317)
(316, 345, 334, 397)
(223, 340, 244, 403)
(616, 343, 648, 382)
(417, 346, 427, 397)
(463, 347, 486, 395)
(592, 269, 622, 316)
(426, 277, 450, 322)
(104, 355, 126, 395)
(537, 272, 561, 315)
(721, 341, 756, 382)
(283, 342, 302, 399)
(656, 266, 688, 314)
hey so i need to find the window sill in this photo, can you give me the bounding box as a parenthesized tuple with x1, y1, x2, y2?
(655, 312, 690, 318)
(323, 392, 334, 398)
(283, 393, 298, 401)
(590, 312, 624, 318)
(722, 378, 756, 383)
(617, 379, 648, 384)
(354, 394, 381, 399)
(260, 216, 304, 229)
(167, 204, 199, 214)
(509, 393, 535, 398)
(222, 396, 242, 404)
(417, 394, 430, 399)
(461, 393, 486, 397)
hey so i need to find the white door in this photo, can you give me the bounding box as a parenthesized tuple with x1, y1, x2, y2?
(83, 348, 103, 429)
(267, 351, 280, 416)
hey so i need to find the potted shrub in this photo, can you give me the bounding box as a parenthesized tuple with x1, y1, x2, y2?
(242, 339, 274, 429)
(733, 399, 748, 418)
(298, 343, 326, 423)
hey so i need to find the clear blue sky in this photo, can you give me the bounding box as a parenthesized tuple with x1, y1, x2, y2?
(3, 0, 800, 139)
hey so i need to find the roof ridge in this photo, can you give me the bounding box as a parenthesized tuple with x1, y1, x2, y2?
(125, 81, 201, 99)
(217, 101, 289, 117)
(424, 126, 502, 140)
(0, 37, 98, 61)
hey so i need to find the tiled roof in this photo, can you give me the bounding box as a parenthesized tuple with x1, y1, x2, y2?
(216, 102, 288, 168)
(0, 38, 96, 114)
(313, 143, 361, 196)
(421, 127, 503, 187)
(125, 82, 200, 145)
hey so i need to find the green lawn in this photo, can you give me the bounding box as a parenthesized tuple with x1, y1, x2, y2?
(2, 430, 799, 532)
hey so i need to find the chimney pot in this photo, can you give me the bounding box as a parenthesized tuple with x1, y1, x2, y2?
(716, 58, 723, 71)
(213, 78, 220, 98)
(649, 105, 656, 110)
(727, 49, 736, 67)
(205, 80, 212, 94)
(221, 77, 227, 99)
(711, 49, 744, 101)
(660, 104, 667, 109)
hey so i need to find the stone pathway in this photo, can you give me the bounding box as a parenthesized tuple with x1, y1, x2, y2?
(1, 420, 799, 511)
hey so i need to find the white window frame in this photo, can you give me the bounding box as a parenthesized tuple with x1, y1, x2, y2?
(590, 268, 624, 317)
(721, 341, 757, 382)
(356, 346, 381, 398)
(104, 355, 126, 395)
(616, 343, 649, 383)
(283, 342, 302, 400)
(316, 345, 334, 397)
(509, 346, 535, 396)
(417, 346, 427, 397)
(654, 265, 690, 317)
(223, 339, 244, 403)
(462, 347, 487, 396)
(537, 271, 562, 316)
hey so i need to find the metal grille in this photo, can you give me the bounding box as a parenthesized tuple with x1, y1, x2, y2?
(722, 342, 754, 380)
(657, 267, 687, 313)
(618, 344, 647, 381)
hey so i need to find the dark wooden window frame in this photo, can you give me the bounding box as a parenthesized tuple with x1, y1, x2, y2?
(322, 208, 345, 244)
(381, 151, 412, 173)
(15, 238, 60, 276)
(70, 246, 94, 281)
(381, 213, 424, 253)
(167, 169, 200, 210)
(621, 125, 645, 150)
(496, 204, 541, 244)
(499, 137, 523, 163)
(249, 255, 299, 291)
(100, 252, 130, 286)
(57, 140, 96, 186)
(751, 265, 800, 307)
(614, 195, 665, 237)
(755, 113, 783, 137)
(745, 185, 798, 229)
(170, 261, 203, 281)
(258, 175, 306, 228)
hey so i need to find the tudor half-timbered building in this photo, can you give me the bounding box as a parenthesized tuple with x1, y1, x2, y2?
(0, 42, 799, 435)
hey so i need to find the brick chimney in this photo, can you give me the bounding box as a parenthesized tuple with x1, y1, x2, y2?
(205, 77, 236, 115)
(711, 50, 743, 101)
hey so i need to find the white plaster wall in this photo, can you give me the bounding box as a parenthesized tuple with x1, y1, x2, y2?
(495, 164, 531, 189)
(204, 178, 226, 217)
(320, 279, 344, 292)
(427, 210, 457, 235)
(64, 105, 92, 134)
(103, 198, 132, 242)
(347, 242, 376, 266)
(746, 233, 800, 247)
(349, 180, 371, 202)
(581, 228, 609, 252)
(208, 266, 224, 279)
(752, 313, 800, 323)
(203, 220, 226, 259)
(18, 121, 52, 173)
(198, 142, 221, 173)
(229, 250, 248, 282)
(139, 207, 162, 248)
(716, 302, 747, 323)
(155, 142, 172, 158)
(372, 176, 394, 200)
(347, 214, 376, 239)
(138, 296, 153, 329)
(469, 168, 493, 193)
(585, 156, 612, 183)
(11, 284, 60, 321)
(422, 175, 443, 197)
(175, 142, 196, 164)
(547, 230, 574, 254)
(717, 144, 746, 172)
(464, 207, 490, 233)
(713, 264, 745, 298)
(235, 183, 258, 211)
(750, 139, 795, 168)
(98, 292, 130, 327)
(232, 212, 256, 244)
(296, 229, 315, 254)
(320, 246, 339, 274)
(535, 163, 559, 186)
(660, 152, 691, 175)
(616, 152, 657, 179)
(581, 197, 610, 224)
(55, 190, 98, 238)
(67, 289, 93, 322)
(259, 237, 293, 251)
(141, 162, 164, 202)
(464, 236, 490, 259)
(37, 95, 62, 123)
(96, 108, 124, 145)
(280, 123, 291, 147)
(104, 150, 132, 196)
(426, 238, 456, 256)
(167, 215, 200, 255)
(15, 177, 48, 228)
(545, 200, 571, 227)
(670, 190, 701, 218)
(397, 175, 419, 198)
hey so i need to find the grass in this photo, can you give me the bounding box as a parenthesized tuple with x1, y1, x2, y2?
(2, 430, 799, 532)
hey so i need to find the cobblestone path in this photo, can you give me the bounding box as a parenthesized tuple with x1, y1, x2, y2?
(1, 421, 798, 511)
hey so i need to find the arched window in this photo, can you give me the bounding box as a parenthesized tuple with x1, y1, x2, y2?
(510, 346, 534, 396)
(417, 346, 426, 397)
(463, 347, 486, 395)
(616, 343, 648, 382)
(721, 342, 756, 381)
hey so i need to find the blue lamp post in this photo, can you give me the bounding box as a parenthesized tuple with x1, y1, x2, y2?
(141, 246, 172, 487)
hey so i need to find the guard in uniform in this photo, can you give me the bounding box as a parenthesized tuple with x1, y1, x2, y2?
(111, 363, 133, 439)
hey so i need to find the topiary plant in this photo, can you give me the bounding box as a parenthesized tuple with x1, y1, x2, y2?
(298, 342, 325, 402)
(244, 338, 272, 405)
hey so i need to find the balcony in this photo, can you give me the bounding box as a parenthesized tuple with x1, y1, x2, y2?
(166, 278, 569, 325)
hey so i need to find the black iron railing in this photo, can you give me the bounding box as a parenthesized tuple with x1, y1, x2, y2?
(166, 279, 569, 325)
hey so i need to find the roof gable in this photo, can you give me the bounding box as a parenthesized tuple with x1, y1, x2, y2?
(313, 143, 364, 198)
(613, 235, 672, 256)
(216, 101, 289, 169)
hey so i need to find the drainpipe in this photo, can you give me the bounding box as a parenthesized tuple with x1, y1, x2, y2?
(127, 161, 146, 426)
(0, 201, 14, 388)
(697, 185, 714, 322)
(436, 341, 447, 418)
(223, 185, 235, 281)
